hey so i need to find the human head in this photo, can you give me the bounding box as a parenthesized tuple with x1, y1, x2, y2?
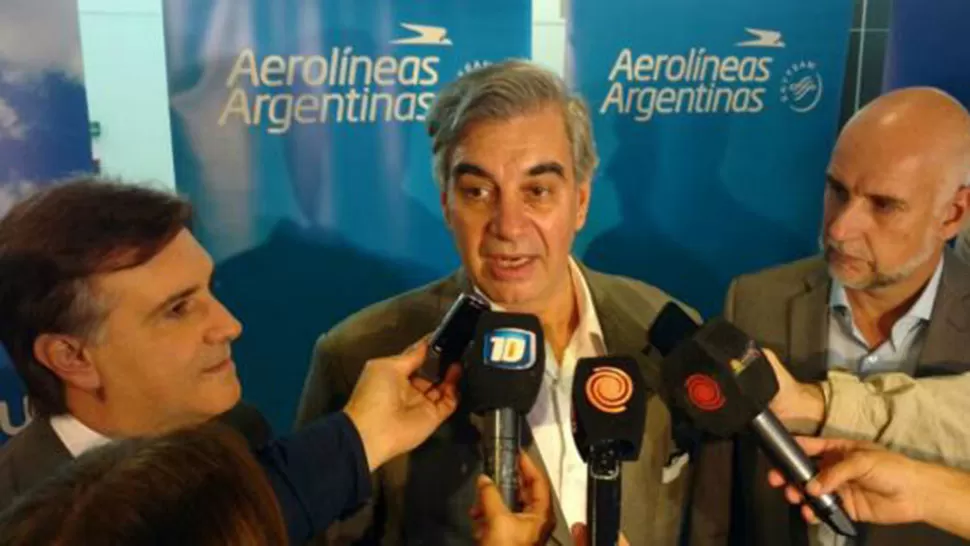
(0, 422, 287, 545)
(822, 87, 970, 291)
(0, 178, 242, 433)
(427, 60, 598, 310)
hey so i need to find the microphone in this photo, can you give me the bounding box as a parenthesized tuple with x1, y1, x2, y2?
(427, 292, 490, 381)
(647, 303, 857, 538)
(464, 311, 545, 509)
(572, 356, 646, 546)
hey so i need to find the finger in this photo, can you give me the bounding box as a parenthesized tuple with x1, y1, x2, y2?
(762, 348, 790, 379)
(571, 523, 589, 546)
(518, 452, 551, 516)
(767, 469, 788, 488)
(394, 338, 430, 375)
(410, 375, 434, 394)
(439, 363, 462, 396)
(784, 484, 804, 505)
(619, 532, 632, 546)
(802, 504, 820, 525)
(476, 474, 510, 517)
(813, 452, 873, 496)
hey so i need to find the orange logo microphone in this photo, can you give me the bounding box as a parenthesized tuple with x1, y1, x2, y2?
(585, 367, 634, 414)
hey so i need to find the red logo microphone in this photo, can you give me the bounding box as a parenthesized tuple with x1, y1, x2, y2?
(585, 367, 634, 414)
(685, 373, 725, 411)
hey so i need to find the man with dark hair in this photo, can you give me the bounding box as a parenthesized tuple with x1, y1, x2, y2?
(0, 178, 465, 544)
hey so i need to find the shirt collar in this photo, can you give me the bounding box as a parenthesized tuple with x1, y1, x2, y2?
(472, 257, 605, 350)
(829, 255, 945, 323)
(49, 413, 111, 458)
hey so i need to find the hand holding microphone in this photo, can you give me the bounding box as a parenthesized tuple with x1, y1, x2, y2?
(464, 311, 545, 509)
(647, 303, 857, 538)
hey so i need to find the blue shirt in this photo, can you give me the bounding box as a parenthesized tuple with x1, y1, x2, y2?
(827, 257, 944, 376)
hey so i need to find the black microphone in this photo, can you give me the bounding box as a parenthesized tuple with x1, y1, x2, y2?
(464, 311, 545, 508)
(427, 292, 489, 381)
(647, 303, 857, 538)
(572, 356, 646, 546)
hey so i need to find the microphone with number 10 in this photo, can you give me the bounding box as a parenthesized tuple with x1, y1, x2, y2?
(646, 303, 857, 538)
(464, 311, 545, 509)
(572, 356, 647, 546)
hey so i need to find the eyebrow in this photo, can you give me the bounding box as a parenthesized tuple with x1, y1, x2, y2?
(452, 161, 568, 182)
(527, 162, 566, 179)
(452, 162, 494, 182)
(826, 174, 906, 206)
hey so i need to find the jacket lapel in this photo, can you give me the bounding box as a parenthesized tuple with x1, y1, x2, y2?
(918, 251, 970, 374)
(788, 261, 830, 382)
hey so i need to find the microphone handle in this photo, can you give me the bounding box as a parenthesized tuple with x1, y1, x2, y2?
(482, 408, 520, 510)
(587, 443, 622, 546)
(750, 411, 857, 537)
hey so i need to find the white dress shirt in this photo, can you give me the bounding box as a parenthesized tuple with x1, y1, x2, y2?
(477, 257, 606, 528)
(49, 413, 111, 458)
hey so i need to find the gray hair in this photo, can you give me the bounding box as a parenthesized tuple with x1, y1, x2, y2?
(426, 59, 598, 189)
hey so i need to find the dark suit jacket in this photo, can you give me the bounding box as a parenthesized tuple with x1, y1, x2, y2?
(0, 403, 271, 513)
(296, 265, 700, 546)
(688, 252, 970, 546)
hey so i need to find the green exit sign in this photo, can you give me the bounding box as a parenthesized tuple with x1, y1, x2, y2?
(89, 121, 101, 138)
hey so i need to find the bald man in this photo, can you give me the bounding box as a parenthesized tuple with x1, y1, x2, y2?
(687, 88, 970, 546)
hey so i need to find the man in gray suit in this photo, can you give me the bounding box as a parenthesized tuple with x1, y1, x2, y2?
(689, 88, 970, 546)
(296, 60, 698, 545)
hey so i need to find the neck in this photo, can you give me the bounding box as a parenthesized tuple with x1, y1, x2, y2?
(844, 251, 941, 344)
(65, 390, 188, 438)
(501, 272, 580, 363)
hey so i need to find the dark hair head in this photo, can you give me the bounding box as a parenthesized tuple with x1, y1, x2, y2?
(0, 422, 287, 546)
(0, 177, 192, 416)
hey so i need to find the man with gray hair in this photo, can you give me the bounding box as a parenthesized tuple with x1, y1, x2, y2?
(690, 87, 970, 546)
(296, 59, 699, 545)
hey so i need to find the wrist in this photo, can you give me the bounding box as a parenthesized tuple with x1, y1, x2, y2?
(343, 407, 387, 472)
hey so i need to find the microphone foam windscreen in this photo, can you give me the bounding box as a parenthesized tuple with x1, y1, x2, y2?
(647, 302, 701, 357)
(692, 318, 779, 409)
(572, 356, 647, 461)
(464, 311, 545, 414)
(660, 336, 762, 438)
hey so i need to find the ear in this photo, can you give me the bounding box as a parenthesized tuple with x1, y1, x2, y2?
(33, 334, 102, 391)
(575, 178, 593, 231)
(941, 187, 970, 241)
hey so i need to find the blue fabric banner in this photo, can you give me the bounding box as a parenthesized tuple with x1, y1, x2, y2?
(569, 0, 853, 318)
(163, 0, 531, 429)
(883, 0, 970, 108)
(0, 0, 92, 444)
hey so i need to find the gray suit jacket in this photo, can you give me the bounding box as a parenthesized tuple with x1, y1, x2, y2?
(0, 417, 71, 512)
(688, 252, 970, 546)
(296, 265, 698, 546)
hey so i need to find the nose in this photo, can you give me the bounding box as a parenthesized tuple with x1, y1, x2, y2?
(826, 198, 869, 243)
(488, 192, 529, 241)
(205, 296, 243, 344)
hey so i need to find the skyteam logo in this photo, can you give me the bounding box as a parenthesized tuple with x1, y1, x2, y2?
(780, 61, 823, 113)
(599, 28, 822, 122)
(483, 328, 537, 370)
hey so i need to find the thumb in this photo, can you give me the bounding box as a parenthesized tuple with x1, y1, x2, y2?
(394, 337, 430, 375)
(476, 475, 510, 518)
(571, 523, 589, 546)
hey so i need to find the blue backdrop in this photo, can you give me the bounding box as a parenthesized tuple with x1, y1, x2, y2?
(569, 0, 853, 319)
(163, 0, 531, 430)
(883, 0, 970, 109)
(0, 0, 92, 444)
